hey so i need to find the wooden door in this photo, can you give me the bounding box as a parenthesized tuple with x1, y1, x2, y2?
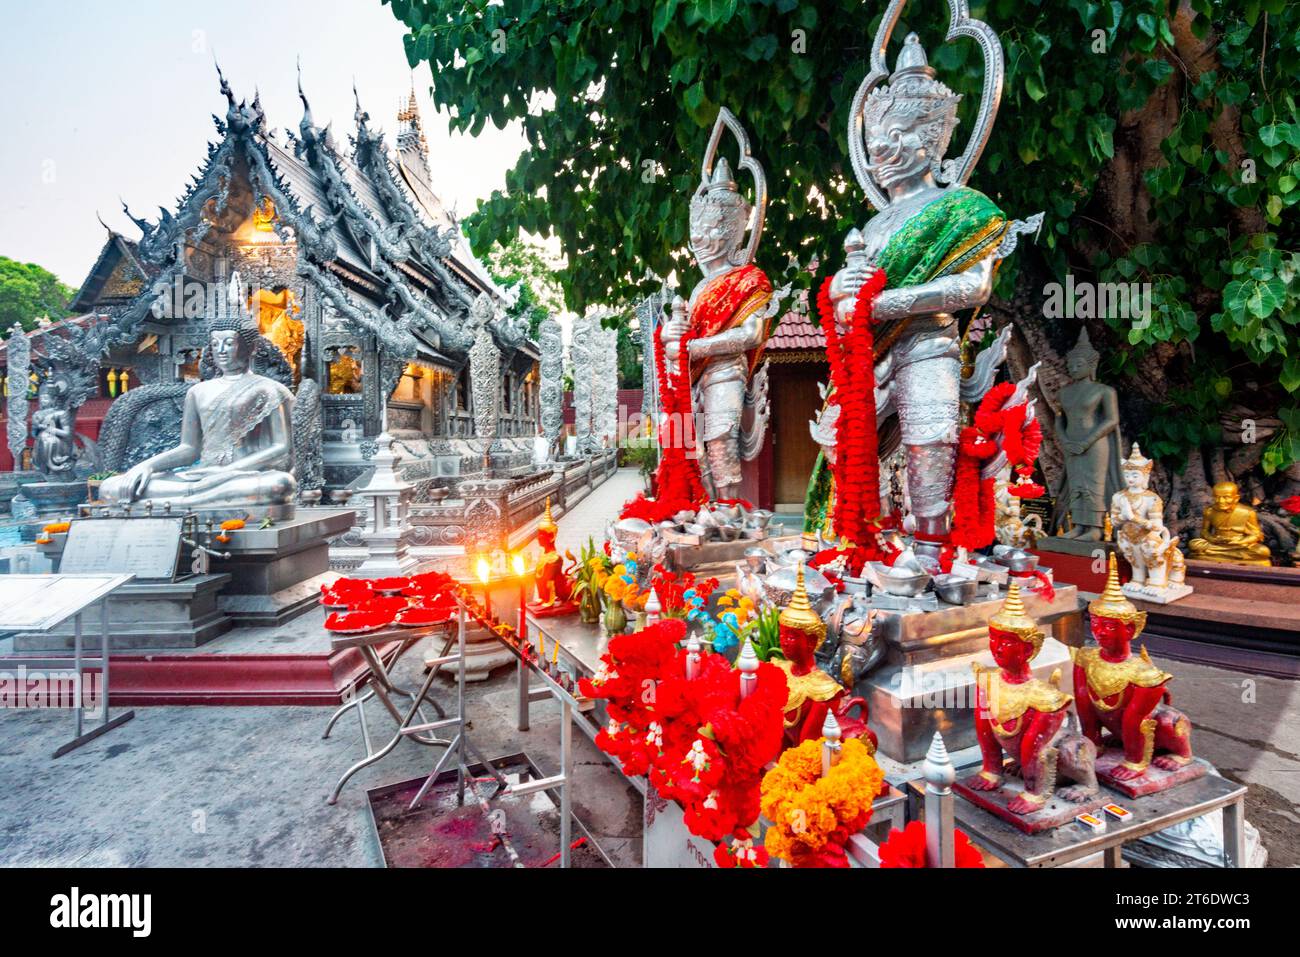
(771, 361, 826, 508)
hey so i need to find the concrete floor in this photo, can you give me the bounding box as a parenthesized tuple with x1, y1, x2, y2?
(0, 649, 643, 867)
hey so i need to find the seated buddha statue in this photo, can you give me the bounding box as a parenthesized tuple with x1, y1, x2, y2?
(1188, 481, 1272, 566)
(528, 498, 578, 617)
(99, 314, 296, 513)
(966, 583, 1098, 814)
(773, 564, 875, 751)
(1072, 555, 1194, 784)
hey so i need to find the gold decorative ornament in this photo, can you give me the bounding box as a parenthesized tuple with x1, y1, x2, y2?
(779, 563, 827, 648)
(987, 581, 1045, 655)
(1087, 554, 1147, 630)
(537, 497, 558, 536)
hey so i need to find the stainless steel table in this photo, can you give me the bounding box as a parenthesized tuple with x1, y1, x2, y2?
(0, 573, 136, 757)
(324, 621, 456, 804)
(520, 613, 644, 795)
(907, 766, 1248, 868)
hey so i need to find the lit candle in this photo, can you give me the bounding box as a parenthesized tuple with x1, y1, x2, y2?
(512, 551, 528, 649)
(476, 555, 493, 620)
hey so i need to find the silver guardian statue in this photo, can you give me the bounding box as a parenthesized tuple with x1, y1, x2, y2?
(819, 0, 1041, 540)
(662, 107, 787, 501)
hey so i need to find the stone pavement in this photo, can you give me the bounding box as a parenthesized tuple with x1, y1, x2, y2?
(0, 649, 642, 867)
(554, 467, 643, 558)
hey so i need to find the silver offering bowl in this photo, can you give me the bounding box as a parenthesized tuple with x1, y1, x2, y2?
(763, 562, 835, 610)
(933, 574, 979, 605)
(330, 489, 354, 504)
(870, 561, 932, 598)
(992, 545, 1039, 573)
(299, 488, 323, 506)
(773, 547, 816, 568)
(716, 524, 741, 542)
(612, 517, 653, 551)
(746, 509, 774, 531)
(743, 546, 769, 573)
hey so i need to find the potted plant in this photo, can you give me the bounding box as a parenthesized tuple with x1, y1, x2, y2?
(571, 537, 608, 624)
(86, 471, 116, 503)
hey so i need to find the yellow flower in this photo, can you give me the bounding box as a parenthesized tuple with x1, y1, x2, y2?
(42, 522, 71, 534)
(760, 738, 883, 864)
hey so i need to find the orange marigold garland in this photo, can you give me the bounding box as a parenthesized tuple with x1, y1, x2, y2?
(760, 736, 884, 868)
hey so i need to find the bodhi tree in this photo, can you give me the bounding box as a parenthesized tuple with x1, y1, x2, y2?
(387, 0, 1300, 557)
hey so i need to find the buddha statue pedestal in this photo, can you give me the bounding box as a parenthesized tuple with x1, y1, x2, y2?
(215, 508, 357, 626)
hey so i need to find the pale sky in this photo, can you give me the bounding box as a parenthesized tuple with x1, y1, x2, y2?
(0, 0, 528, 289)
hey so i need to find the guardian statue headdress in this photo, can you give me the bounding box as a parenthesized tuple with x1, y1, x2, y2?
(689, 107, 767, 268)
(849, 0, 1005, 211)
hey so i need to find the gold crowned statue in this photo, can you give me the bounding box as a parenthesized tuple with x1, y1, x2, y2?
(1188, 481, 1272, 566)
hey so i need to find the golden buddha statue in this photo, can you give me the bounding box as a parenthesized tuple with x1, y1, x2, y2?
(1188, 481, 1272, 566)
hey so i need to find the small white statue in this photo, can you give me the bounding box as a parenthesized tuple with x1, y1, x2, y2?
(994, 465, 1043, 548)
(1109, 443, 1192, 604)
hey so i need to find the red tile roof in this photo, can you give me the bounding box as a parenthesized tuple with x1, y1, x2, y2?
(767, 309, 825, 351)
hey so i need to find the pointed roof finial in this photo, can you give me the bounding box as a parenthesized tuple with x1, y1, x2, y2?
(922, 731, 956, 789)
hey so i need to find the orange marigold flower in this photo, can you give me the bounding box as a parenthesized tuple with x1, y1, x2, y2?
(220, 519, 246, 531)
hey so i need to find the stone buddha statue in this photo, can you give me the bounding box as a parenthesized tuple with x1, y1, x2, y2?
(1051, 327, 1123, 540)
(99, 314, 296, 514)
(1188, 481, 1272, 566)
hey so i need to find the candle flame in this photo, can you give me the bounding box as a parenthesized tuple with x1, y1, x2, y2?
(476, 556, 491, 585)
(511, 552, 526, 577)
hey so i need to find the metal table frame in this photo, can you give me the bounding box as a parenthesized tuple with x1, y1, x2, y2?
(325, 621, 460, 805)
(907, 769, 1248, 868)
(0, 573, 136, 758)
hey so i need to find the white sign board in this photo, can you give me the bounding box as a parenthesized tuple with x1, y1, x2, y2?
(0, 574, 133, 631)
(59, 518, 183, 581)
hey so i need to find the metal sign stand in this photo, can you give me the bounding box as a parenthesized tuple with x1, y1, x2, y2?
(0, 574, 136, 758)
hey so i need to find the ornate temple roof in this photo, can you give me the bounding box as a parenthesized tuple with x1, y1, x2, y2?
(71, 65, 528, 363)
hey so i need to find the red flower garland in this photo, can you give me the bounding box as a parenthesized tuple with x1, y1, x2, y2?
(652, 320, 706, 505)
(581, 619, 788, 843)
(619, 492, 697, 524)
(951, 381, 1045, 550)
(816, 270, 888, 546)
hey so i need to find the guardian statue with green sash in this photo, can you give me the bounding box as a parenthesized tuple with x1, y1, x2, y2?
(804, 0, 1043, 559)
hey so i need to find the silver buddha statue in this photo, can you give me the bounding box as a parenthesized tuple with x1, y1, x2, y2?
(815, 2, 1041, 541)
(661, 108, 784, 501)
(99, 312, 296, 514)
